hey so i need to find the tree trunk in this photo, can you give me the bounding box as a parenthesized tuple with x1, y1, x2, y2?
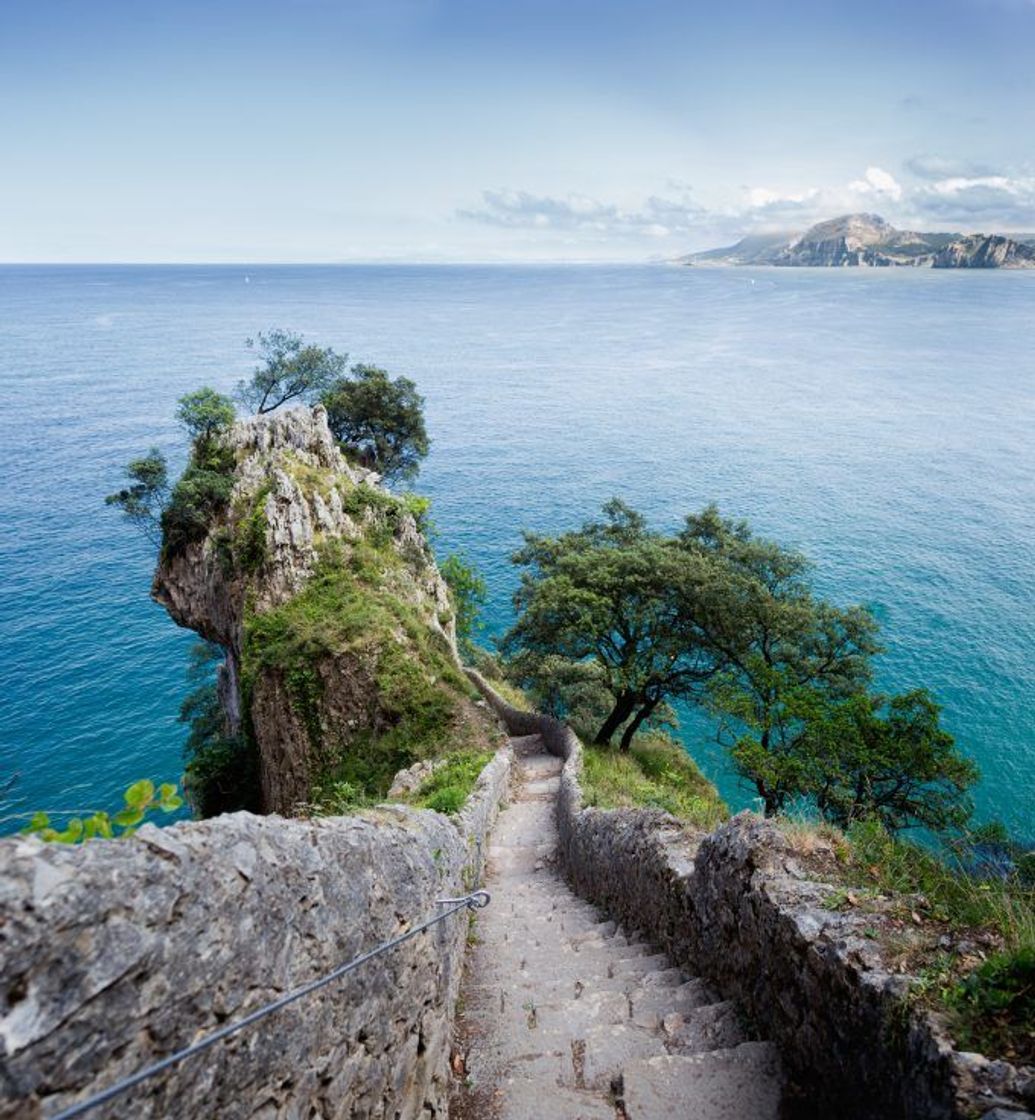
(594, 691, 638, 746)
(619, 697, 660, 752)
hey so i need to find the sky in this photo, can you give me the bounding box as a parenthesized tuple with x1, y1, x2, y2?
(1, 0, 1034, 261)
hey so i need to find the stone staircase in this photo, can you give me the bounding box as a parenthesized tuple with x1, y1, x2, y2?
(450, 735, 785, 1120)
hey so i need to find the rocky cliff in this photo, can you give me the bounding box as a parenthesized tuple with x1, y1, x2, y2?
(680, 213, 1035, 269)
(153, 406, 480, 815)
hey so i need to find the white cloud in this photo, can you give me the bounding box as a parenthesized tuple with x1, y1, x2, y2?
(458, 187, 709, 239)
(848, 166, 903, 201)
(458, 163, 1035, 250)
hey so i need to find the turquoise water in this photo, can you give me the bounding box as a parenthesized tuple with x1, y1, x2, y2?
(1, 264, 1032, 834)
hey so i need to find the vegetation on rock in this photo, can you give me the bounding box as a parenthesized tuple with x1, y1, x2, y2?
(410, 749, 496, 815)
(581, 735, 728, 829)
(237, 329, 347, 414)
(321, 363, 429, 483)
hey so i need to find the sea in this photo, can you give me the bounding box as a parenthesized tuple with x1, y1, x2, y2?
(1, 264, 1032, 836)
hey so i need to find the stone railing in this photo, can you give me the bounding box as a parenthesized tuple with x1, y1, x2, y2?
(0, 749, 511, 1120)
(465, 670, 1033, 1120)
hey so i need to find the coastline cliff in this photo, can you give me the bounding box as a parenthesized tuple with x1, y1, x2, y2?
(680, 213, 1035, 269)
(152, 405, 486, 815)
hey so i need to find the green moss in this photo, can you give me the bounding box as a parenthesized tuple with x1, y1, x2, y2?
(580, 735, 728, 829)
(410, 750, 495, 815)
(242, 539, 476, 807)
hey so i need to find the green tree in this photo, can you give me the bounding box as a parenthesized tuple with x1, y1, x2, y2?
(104, 448, 169, 545)
(321, 364, 429, 483)
(801, 689, 978, 832)
(503, 500, 729, 751)
(238, 329, 347, 414)
(679, 505, 881, 815)
(440, 552, 487, 659)
(176, 387, 236, 442)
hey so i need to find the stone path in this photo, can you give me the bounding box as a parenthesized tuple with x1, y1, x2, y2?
(450, 735, 785, 1120)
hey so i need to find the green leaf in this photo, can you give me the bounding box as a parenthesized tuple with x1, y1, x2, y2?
(25, 811, 50, 833)
(113, 807, 144, 829)
(159, 794, 184, 812)
(124, 779, 155, 809)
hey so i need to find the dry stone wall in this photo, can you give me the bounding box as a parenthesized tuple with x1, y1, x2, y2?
(465, 670, 1035, 1120)
(0, 749, 510, 1120)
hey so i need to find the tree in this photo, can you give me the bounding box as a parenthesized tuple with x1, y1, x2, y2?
(238, 329, 347, 414)
(104, 448, 169, 545)
(176, 387, 236, 442)
(321, 364, 429, 483)
(439, 552, 487, 659)
(678, 505, 882, 815)
(502, 500, 729, 751)
(801, 689, 978, 832)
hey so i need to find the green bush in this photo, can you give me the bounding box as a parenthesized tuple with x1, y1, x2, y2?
(947, 947, 1035, 1063)
(411, 750, 495, 815)
(160, 439, 237, 559)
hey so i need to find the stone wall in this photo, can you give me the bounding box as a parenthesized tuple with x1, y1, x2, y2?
(0, 749, 510, 1120)
(465, 671, 1034, 1120)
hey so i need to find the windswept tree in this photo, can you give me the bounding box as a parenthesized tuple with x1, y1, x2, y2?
(503, 500, 731, 750)
(104, 448, 169, 545)
(107, 387, 238, 558)
(321, 364, 429, 484)
(238, 329, 347, 414)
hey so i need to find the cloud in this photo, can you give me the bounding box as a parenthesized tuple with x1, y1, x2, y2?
(906, 155, 1003, 180)
(911, 174, 1035, 227)
(458, 187, 709, 239)
(457, 162, 1035, 249)
(848, 166, 903, 201)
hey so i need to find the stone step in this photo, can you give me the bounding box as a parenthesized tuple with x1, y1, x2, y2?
(619, 1042, 784, 1120)
(628, 978, 716, 1029)
(665, 1000, 748, 1055)
(574, 1022, 670, 1090)
(498, 1081, 615, 1120)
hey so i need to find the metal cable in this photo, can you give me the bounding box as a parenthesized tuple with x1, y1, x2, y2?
(48, 889, 491, 1120)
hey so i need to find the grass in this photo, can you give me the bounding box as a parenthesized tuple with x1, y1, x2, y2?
(778, 815, 1035, 1062)
(243, 534, 483, 808)
(580, 735, 728, 829)
(410, 749, 495, 815)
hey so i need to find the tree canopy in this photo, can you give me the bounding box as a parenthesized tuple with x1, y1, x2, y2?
(176, 387, 236, 442)
(502, 500, 730, 750)
(321, 364, 429, 483)
(502, 498, 979, 834)
(238, 329, 347, 414)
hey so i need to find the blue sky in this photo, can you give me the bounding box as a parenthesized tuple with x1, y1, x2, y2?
(1, 0, 1034, 261)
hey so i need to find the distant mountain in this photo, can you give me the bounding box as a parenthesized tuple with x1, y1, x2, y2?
(679, 213, 1035, 269)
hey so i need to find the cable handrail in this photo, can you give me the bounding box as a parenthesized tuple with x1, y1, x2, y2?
(49, 889, 491, 1120)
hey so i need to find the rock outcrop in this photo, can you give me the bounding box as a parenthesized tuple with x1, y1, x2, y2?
(153, 406, 468, 814)
(679, 213, 1035, 269)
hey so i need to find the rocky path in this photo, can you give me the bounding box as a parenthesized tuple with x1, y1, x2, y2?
(450, 735, 784, 1120)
